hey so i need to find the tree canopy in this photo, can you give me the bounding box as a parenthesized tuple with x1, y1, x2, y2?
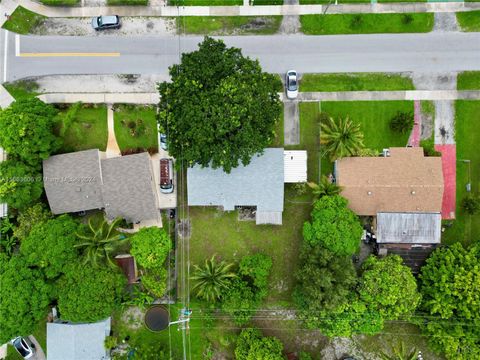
(20, 215, 79, 279)
(157, 37, 282, 173)
(0, 256, 51, 343)
(320, 116, 364, 161)
(130, 227, 171, 270)
(13, 203, 52, 240)
(234, 329, 284, 360)
(0, 98, 60, 167)
(359, 255, 421, 320)
(57, 263, 126, 322)
(419, 243, 480, 360)
(303, 195, 362, 255)
(0, 160, 43, 210)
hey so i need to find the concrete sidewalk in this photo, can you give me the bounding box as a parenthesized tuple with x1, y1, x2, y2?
(37, 92, 159, 104)
(294, 90, 480, 102)
(1, 0, 479, 26)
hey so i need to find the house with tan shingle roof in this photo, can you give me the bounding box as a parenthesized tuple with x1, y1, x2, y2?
(335, 147, 444, 273)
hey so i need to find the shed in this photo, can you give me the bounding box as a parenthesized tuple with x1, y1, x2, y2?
(376, 212, 441, 244)
(283, 151, 307, 183)
(47, 318, 111, 360)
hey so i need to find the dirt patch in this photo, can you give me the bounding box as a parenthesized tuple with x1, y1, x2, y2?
(121, 306, 145, 330)
(32, 17, 176, 36)
(178, 219, 191, 238)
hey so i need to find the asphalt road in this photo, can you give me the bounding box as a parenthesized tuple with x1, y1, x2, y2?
(4, 32, 480, 81)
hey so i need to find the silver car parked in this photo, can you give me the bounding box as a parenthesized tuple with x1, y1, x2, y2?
(91, 15, 121, 31)
(285, 70, 298, 99)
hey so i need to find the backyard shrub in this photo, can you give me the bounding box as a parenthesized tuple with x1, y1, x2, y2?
(420, 137, 442, 157)
(235, 329, 284, 360)
(104, 336, 118, 350)
(461, 194, 480, 215)
(239, 253, 272, 290)
(58, 102, 82, 137)
(13, 203, 51, 240)
(401, 14, 414, 25)
(141, 268, 168, 298)
(389, 111, 414, 134)
(303, 195, 362, 256)
(350, 15, 363, 29)
(130, 227, 171, 269)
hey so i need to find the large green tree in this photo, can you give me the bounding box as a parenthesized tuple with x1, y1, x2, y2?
(57, 263, 126, 322)
(0, 160, 43, 210)
(303, 195, 362, 256)
(294, 245, 357, 315)
(0, 256, 51, 343)
(235, 328, 284, 360)
(419, 243, 480, 360)
(359, 255, 421, 320)
(157, 37, 282, 173)
(13, 203, 52, 240)
(20, 215, 79, 279)
(0, 98, 61, 167)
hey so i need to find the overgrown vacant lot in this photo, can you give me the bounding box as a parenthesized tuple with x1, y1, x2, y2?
(300, 73, 415, 92)
(113, 104, 158, 153)
(177, 16, 282, 35)
(442, 101, 480, 246)
(300, 13, 434, 35)
(457, 71, 480, 90)
(57, 104, 108, 153)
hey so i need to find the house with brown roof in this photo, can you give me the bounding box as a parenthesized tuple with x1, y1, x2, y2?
(335, 147, 444, 273)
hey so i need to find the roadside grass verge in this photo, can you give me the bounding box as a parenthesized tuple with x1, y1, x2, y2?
(300, 0, 368, 3)
(107, 0, 148, 4)
(56, 104, 108, 153)
(177, 16, 282, 35)
(456, 10, 480, 32)
(457, 71, 480, 90)
(3, 80, 39, 100)
(300, 73, 414, 92)
(40, 0, 79, 5)
(253, 0, 283, 4)
(2, 6, 46, 35)
(300, 13, 434, 35)
(170, 0, 242, 5)
(442, 101, 480, 246)
(113, 104, 158, 153)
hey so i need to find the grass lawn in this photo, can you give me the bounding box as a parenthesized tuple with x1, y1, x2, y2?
(170, 0, 242, 5)
(441, 101, 480, 246)
(113, 104, 158, 153)
(107, 0, 148, 4)
(40, 0, 79, 5)
(2, 6, 46, 35)
(253, 0, 283, 4)
(300, 73, 414, 92)
(3, 80, 39, 100)
(57, 104, 108, 153)
(300, 0, 367, 3)
(177, 16, 282, 35)
(456, 11, 480, 32)
(457, 71, 480, 90)
(300, 13, 433, 35)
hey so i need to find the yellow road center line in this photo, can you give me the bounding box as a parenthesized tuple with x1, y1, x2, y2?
(19, 52, 121, 57)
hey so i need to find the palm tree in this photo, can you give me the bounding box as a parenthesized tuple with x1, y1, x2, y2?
(380, 342, 419, 360)
(75, 217, 127, 267)
(307, 175, 342, 200)
(320, 116, 365, 161)
(191, 255, 237, 303)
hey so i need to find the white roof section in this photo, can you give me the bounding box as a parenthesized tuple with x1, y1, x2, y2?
(0, 148, 7, 218)
(256, 211, 282, 225)
(376, 212, 441, 244)
(284, 150, 307, 183)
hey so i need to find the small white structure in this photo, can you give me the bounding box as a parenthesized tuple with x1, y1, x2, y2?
(283, 150, 307, 183)
(0, 148, 7, 218)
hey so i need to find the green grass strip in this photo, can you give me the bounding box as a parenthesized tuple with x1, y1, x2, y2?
(177, 16, 282, 35)
(456, 11, 480, 32)
(169, 0, 242, 5)
(300, 73, 414, 92)
(300, 13, 434, 35)
(107, 0, 148, 5)
(2, 6, 46, 35)
(457, 71, 480, 90)
(40, 0, 79, 5)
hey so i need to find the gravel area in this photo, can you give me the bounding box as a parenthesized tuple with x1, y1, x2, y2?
(32, 17, 176, 36)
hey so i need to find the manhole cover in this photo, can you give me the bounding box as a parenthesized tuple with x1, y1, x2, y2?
(144, 305, 169, 332)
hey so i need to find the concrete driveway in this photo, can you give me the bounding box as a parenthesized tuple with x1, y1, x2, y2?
(284, 101, 299, 146)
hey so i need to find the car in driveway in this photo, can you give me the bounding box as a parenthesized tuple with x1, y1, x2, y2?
(285, 70, 298, 99)
(10, 337, 35, 359)
(160, 158, 174, 194)
(91, 15, 121, 31)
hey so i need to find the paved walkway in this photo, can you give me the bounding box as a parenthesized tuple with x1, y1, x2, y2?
(435, 144, 456, 219)
(37, 92, 159, 104)
(1, 0, 479, 26)
(106, 105, 121, 158)
(0, 85, 14, 109)
(408, 100, 422, 147)
(294, 90, 480, 102)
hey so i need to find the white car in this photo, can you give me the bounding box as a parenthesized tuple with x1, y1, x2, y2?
(285, 70, 298, 99)
(11, 337, 35, 359)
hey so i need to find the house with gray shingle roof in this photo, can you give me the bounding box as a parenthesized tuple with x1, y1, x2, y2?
(187, 148, 285, 225)
(47, 318, 111, 360)
(43, 149, 159, 224)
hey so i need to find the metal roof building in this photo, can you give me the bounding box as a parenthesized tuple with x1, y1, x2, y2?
(284, 150, 307, 183)
(376, 212, 441, 244)
(188, 148, 284, 225)
(47, 318, 111, 360)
